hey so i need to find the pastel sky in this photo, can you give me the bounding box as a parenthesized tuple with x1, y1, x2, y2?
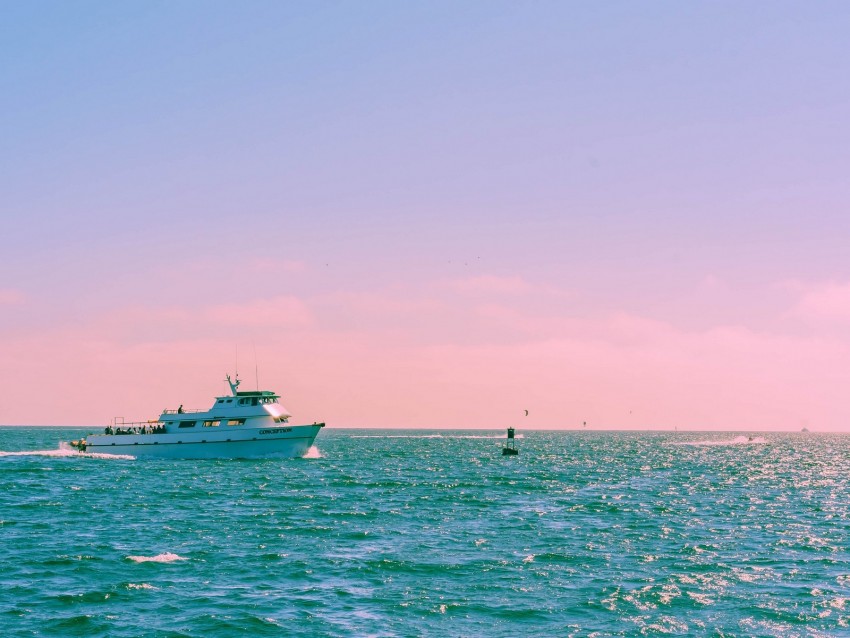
(2, 2, 850, 430)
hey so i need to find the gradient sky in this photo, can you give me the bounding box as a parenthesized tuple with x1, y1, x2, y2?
(2, 2, 850, 429)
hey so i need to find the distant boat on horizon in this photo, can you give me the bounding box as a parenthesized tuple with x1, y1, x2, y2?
(68, 373, 324, 458)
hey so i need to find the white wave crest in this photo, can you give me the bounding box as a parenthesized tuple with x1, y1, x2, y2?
(677, 436, 768, 446)
(126, 552, 187, 563)
(0, 443, 135, 460)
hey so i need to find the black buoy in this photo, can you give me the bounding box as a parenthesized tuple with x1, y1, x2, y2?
(502, 427, 518, 455)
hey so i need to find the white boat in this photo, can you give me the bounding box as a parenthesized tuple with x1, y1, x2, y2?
(69, 374, 325, 459)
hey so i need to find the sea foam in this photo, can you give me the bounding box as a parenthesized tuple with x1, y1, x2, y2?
(0, 444, 135, 460)
(126, 552, 187, 563)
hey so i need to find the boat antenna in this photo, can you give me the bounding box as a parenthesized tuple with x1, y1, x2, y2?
(253, 339, 259, 391)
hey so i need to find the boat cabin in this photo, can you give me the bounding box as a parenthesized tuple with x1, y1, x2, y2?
(103, 373, 293, 436)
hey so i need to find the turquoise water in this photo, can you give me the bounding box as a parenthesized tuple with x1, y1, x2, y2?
(1, 427, 848, 637)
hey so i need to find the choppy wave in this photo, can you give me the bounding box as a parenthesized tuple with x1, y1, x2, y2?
(126, 552, 187, 563)
(676, 435, 768, 446)
(3, 427, 849, 637)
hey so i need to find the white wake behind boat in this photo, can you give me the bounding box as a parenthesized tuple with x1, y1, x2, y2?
(69, 374, 325, 459)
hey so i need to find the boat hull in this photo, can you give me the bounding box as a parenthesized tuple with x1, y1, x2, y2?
(81, 423, 324, 459)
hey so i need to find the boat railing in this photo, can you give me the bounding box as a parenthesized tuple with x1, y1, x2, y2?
(111, 419, 164, 428)
(161, 408, 205, 415)
(113, 417, 165, 427)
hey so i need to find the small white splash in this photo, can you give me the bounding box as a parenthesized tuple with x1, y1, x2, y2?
(126, 552, 187, 563)
(303, 446, 322, 459)
(127, 583, 158, 590)
(523, 554, 535, 563)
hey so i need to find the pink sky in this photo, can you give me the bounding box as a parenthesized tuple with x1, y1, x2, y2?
(2, 4, 850, 429)
(1, 266, 848, 430)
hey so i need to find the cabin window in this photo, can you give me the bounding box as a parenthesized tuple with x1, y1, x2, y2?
(238, 399, 245, 405)
(226, 399, 233, 403)
(251, 398, 258, 406)
(178, 421, 196, 428)
(203, 420, 220, 427)
(227, 418, 246, 426)
(217, 399, 224, 404)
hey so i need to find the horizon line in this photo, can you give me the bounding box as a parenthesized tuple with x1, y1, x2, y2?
(0, 424, 836, 433)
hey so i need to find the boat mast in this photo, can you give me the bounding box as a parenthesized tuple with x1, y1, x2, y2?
(226, 373, 241, 396)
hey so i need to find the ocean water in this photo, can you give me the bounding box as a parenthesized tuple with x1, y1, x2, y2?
(1, 427, 848, 637)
